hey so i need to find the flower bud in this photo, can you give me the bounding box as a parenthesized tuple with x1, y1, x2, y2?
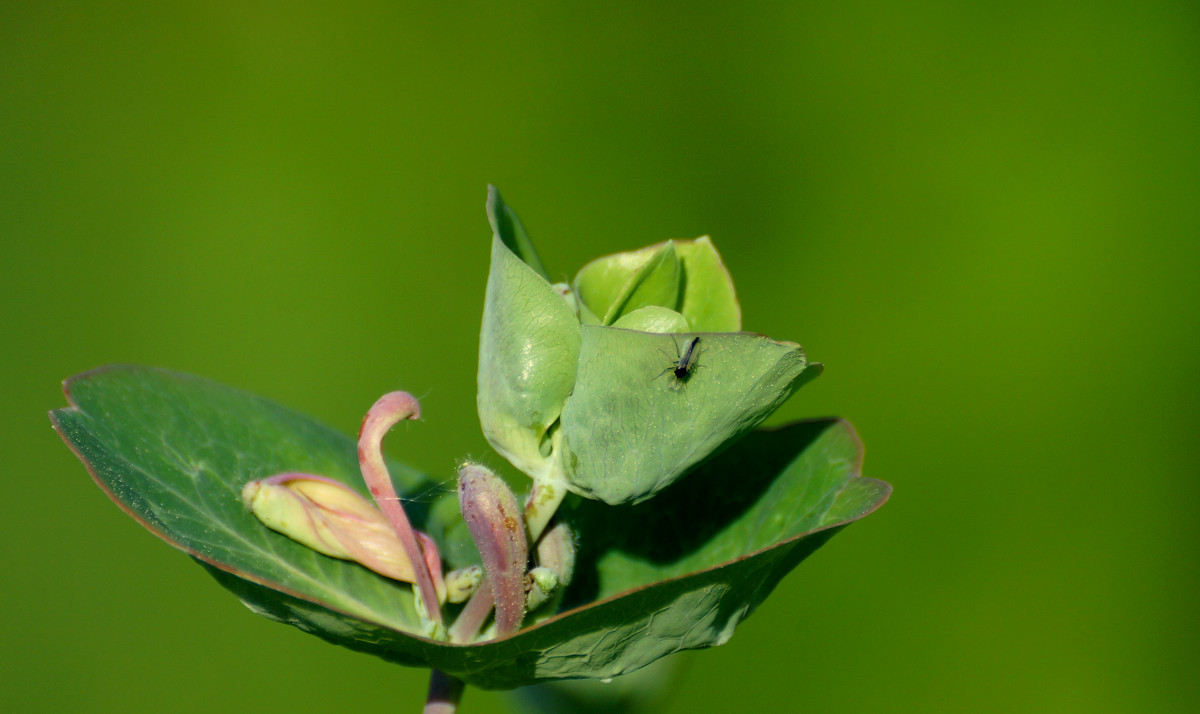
(242, 473, 422, 585)
(525, 519, 575, 616)
(444, 565, 484, 604)
(525, 567, 559, 611)
(536, 518, 576, 588)
(458, 462, 528, 635)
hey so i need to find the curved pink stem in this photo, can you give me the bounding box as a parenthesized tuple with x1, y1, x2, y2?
(448, 578, 494, 644)
(359, 391, 442, 626)
(416, 531, 447, 603)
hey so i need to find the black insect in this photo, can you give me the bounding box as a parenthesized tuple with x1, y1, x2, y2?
(659, 336, 701, 382)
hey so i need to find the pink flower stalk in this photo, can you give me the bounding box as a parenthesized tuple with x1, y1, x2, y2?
(358, 391, 443, 626)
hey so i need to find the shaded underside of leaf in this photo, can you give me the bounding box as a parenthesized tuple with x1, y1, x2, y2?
(52, 365, 888, 690)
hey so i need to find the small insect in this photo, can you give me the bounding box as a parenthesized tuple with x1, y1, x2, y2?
(658, 336, 701, 382)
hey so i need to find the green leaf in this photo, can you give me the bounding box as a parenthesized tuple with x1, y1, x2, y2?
(52, 366, 887, 690)
(51, 366, 440, 633)
(675, 236, 741, 332)
(571, 242, 670, 325)
(559, 326, 821, 504)
(487, 185, 550, 281)
(477, 236, 581, 477)
(574, 237, 742, 333)
(599, 240, 683, 325)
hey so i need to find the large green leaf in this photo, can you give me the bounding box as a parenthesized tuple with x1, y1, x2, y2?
(673, 237, 741, 332)
(52, 365, 889, 690)
(477, 236, 581, 478)
(559, 326, 821, 504)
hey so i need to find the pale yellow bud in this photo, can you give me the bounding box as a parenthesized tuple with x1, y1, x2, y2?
(243, 473, 419, 584)
(444, 565, 484, 604)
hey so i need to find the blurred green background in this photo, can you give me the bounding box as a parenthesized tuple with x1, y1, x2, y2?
(4, 2, 1198, 712)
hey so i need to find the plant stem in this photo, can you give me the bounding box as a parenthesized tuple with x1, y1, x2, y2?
(523, 464, 568, 542)
(448, 577, 494, 644)
(423, 670, 465, 714)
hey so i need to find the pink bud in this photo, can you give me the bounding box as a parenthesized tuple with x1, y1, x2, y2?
(243, 473, 429, 585)
(458, 463, 528, 636)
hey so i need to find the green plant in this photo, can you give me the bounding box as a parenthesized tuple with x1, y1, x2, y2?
(51, 187, 890, 713)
